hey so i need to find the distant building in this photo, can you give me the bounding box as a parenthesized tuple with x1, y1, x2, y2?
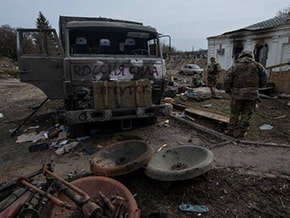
(207, 13, 290, 93)
(207, 13, 290, 71)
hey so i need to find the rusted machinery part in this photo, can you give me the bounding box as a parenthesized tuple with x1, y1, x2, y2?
(0, 191, 31, 218)
(90, 140, 153, 176)
(18, 178, 76, 210)
(145, 145, 214, 181)
(43, 176, 140, 218)
(43, 166, 90, 202)
(0, 187, 28, 212)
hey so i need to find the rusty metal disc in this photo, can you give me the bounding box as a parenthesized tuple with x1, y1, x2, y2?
(90, 140, 153, 176)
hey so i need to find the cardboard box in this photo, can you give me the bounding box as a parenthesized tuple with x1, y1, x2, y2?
(93, 79, 152, 110)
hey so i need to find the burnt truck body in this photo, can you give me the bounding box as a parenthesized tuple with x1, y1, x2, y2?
(17, 16, 169, 127)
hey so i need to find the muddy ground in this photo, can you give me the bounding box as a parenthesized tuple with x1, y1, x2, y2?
(0, 75, 290, 217)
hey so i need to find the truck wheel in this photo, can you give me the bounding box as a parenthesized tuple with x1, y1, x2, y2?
(145, 116, 158, 125)
(68, 124, 87, 139)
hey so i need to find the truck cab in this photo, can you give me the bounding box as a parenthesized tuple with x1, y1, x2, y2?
(17, 16, 169, 128)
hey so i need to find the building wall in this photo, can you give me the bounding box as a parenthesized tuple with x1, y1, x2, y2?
(207, 26, 290, 70)
(269, 70, 290, 93)
(207, 26, 290, 94)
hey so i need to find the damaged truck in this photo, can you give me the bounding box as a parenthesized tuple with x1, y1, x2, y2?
(16, 16, 170, 130)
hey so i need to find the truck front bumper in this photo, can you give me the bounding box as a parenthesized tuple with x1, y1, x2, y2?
(65, 105, 165, 124)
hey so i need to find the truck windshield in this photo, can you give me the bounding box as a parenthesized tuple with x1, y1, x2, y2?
(68, 28, 160, 57)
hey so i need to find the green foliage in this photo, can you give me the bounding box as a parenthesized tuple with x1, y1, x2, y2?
(0, 25, 17, 60)
(33, 12, 59, 55)
(36, 11, 51, 29)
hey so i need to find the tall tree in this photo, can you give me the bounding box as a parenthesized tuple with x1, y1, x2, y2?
(34, 12, 58, 55)
(36, 11, 51, 29)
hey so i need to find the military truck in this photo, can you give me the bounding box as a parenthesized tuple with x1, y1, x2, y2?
(17, 16, 170, 129)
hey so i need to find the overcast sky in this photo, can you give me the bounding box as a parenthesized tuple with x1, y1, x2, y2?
(1, 0, 289, 51)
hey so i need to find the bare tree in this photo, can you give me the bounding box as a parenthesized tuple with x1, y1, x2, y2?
(0, 25, 17, 60)
(276, 6, 290, 16)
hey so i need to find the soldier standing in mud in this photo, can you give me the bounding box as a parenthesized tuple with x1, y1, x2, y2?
(207, 57, 221, 97)
(224, 50, 268, 138)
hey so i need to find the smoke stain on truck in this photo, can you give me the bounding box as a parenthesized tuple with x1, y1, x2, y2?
(16, 16, 170, 131)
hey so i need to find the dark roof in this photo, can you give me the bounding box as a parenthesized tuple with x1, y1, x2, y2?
(223, 13, 290, 35)
(245, 13, 289, 30)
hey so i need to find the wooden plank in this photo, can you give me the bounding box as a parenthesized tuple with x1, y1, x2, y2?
(185, 107, 230, 123)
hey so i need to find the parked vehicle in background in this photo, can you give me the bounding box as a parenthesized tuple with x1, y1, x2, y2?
(179, 64, 203, 75)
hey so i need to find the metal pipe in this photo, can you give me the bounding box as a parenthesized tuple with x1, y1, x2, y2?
(0, 168, 43, 193)
(19, 179, 75, 210)
(10, 97, 49, 136)
(43, 166, 90, 202)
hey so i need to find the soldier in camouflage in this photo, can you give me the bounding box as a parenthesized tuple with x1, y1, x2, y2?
(224, 50, 268, 138)
(207, 57, 221, 97)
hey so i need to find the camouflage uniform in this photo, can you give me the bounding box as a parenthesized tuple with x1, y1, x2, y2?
(224, 50, 267, 137)
(207, 57, 221, 96)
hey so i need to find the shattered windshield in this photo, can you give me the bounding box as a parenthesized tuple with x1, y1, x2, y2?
(68, 28, 160, 57)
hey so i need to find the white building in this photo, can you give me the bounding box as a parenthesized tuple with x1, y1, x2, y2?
(207, 13, 290, 72)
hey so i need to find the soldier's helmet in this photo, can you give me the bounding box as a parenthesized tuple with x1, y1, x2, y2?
(239, 50, 253, 58)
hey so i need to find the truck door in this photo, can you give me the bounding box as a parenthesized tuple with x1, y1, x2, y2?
(17, 29, 65, 99)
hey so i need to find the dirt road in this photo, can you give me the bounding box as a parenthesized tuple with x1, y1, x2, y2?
(0, 77, 290, 217)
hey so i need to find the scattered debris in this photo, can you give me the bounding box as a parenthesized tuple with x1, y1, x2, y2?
(178, 203, 209, 213)
(28, 142, 49, 152)
(259, 93, 273, 99)
(9, 98, 49, 136)
(173, 111, 185, 118)
(51, 131, 67, 142)
(55, 141, 79, 155)
(164, 103, 173, 116)
(16, 131, 47, 143)
(163, 97, 174, 104)
(13, 123, 82, 155)
(179, 93, 188, 101)
(158, 119, 170, 128)
(163, 89, 176, 98)
(273, 115, 286, 120)
(185, 115, 195, 122)
(185, 107, 230, 124)
(76, 136, 90, 141)
(156, 144, 168, 153)
(278, 93, 290, 98)
(259, 124, 274, 130)
(187, 92, 197, 97)
(202, 104, 212, 108)
(81, 148, 96, 155)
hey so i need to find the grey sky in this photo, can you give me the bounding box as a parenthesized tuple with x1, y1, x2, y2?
(0, 0, 289, 51)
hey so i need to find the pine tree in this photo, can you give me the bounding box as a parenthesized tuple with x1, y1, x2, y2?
(36, 11, 51, 29)
(34, 12, 59, 55)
